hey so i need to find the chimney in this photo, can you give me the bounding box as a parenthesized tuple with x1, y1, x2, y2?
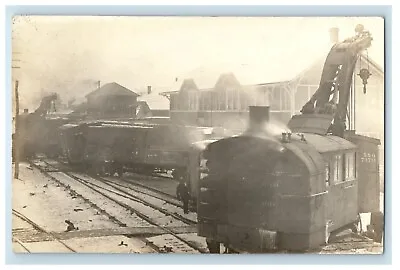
(248, 106, 270, 131)
(329, 27, 339, 44)
(147, 86, 152, 94)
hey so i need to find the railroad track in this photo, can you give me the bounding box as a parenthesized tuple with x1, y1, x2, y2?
(110, 173, 179, 203)
(52, 157, 180, 204)
(12, 209, 77, 253)
(40, 158, 193, 222)
(67, 173, 196, 226)
(30, 159, 206, 253)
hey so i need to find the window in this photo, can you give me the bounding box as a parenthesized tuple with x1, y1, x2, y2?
(188, 91, 198, 111)
(199, 152, 209, 182)
(199, 93, 204, 111)
(227, 90, 234, 110)
(171, 94, 179, 110)
(211, 92, 218, 111)
(218, 91, 225, 111)
(331, 155, 343, 183)
(205, 92, 211, 110)
(240, 92, 248, 110)
(345, 152, 356, 180)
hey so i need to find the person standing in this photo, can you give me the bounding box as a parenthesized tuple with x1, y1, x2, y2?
(176, 179, 190, 214)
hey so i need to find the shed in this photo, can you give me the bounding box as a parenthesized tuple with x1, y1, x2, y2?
(85, 82, 139, 119)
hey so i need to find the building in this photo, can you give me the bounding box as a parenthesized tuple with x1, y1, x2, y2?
(137, 86, 170, 117)
(163, 75, 295, 130)
(85, 82, 139, 119)
(162, 29, 384, 144)
(161, 28, 384, 181)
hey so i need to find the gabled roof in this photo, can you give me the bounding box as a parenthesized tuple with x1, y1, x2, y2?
(214, 73, 241, 91)
(160, 41, 382, 96)
(360, 53, 383, 76)
(180, 78, 199, 92)
(85, 82, 138, 98)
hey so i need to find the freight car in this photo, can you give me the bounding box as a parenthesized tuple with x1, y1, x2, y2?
(195, 26, 383, 253)
(59, 120, 231, 179)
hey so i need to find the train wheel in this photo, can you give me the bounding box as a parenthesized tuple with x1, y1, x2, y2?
(89, 164, 97, 175)
(117, 165, 124, 178)
(86, 164, 95, 175)
(99, 163, 107, 176)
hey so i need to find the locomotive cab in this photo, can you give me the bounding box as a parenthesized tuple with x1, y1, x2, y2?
(197, 131, 363, 252)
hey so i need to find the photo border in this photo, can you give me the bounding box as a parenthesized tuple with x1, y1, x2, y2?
(4, 4, 392, 265)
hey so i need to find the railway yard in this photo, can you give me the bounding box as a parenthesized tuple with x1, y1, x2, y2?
(12, 159, 384, 254)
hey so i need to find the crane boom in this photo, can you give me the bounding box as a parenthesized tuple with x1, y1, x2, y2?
(288, 25, 373, 137)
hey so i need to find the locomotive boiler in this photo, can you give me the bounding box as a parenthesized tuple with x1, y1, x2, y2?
(196, 26, 383, 253)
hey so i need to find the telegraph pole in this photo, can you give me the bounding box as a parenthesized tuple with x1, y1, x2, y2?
(12, 44, 21, 179)
(14, 80, 20, 179)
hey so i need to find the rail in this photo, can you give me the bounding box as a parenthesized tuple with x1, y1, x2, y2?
(12, 209, 77, 253)
(31, 159, 206, 253)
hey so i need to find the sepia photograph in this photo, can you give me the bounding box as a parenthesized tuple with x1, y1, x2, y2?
(11, 16, 385, 255)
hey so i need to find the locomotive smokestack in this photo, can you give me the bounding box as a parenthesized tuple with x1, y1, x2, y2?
(147, 86, 152, 94)
(248, 106, 270, 132)
(329, 27, 339, 44)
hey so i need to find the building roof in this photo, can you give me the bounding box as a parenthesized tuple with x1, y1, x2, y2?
(137, 93, 170, 110)
(180, 78, 199, 92)
(161, 34, 383, 96)
(85, 82, 138, 98)
(214, 73, 241, 91)
(360, 53, 383, 76)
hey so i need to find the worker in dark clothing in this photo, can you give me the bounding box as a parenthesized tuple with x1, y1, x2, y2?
(371, 212, 384, 243)
(176, 180, 190, 214)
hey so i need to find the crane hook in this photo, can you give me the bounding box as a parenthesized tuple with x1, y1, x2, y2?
(358, 68, 372, 94)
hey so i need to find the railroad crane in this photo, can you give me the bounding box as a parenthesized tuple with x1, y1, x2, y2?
(287, 23, 383, 244)
(290, 24, 373, 138)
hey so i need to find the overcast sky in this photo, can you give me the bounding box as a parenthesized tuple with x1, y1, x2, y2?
(12, 16, 384, 110)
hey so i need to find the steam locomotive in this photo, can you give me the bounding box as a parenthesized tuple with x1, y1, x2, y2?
(194, 106, 381, 253)
(194, 26, 383, 253)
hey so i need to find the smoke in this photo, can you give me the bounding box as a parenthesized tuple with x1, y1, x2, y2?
(263, 120, 292, 137)
(12, 16, 384, 113)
